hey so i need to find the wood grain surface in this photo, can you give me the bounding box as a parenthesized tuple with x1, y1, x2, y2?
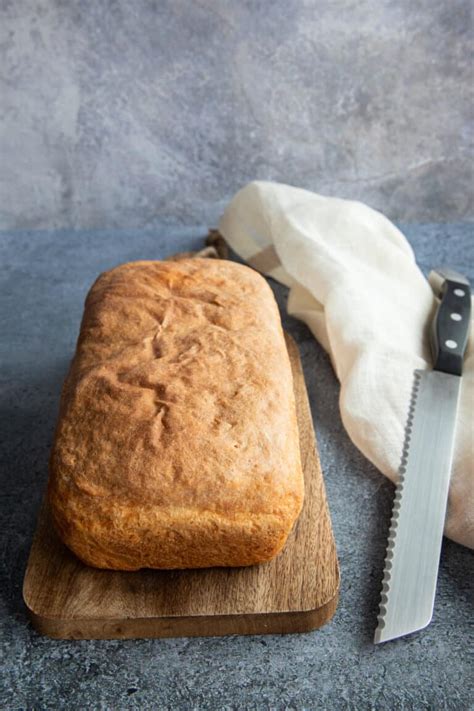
(23, 334, 339, 639)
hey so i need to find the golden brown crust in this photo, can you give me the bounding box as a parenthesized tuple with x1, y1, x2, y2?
(48, 259, 304, 570)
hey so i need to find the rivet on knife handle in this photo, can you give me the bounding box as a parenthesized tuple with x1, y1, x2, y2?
(374, 268, 471, 644)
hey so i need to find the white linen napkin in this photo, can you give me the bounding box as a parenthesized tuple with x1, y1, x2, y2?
(218, 181, 473, 549)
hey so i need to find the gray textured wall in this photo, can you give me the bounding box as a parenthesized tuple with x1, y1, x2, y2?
(1, 0, 473, 230)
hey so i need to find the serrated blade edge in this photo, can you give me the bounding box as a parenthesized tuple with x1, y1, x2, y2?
(374, 369, 461, 644)
(374, 370, 421, 644)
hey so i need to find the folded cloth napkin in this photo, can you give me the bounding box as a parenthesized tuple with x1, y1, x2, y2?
(218, 181, 473, 549)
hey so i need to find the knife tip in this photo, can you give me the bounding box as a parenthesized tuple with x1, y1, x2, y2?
(373, 626, 388, 644)
(373, 613, 434, 644)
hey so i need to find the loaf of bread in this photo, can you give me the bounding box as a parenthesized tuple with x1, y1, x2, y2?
(48, 258, 304, 570)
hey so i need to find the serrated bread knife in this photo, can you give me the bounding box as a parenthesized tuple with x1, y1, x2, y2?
(374, 268, 471, 644)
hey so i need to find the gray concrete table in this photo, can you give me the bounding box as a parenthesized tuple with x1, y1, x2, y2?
(1, 224, 472, 710)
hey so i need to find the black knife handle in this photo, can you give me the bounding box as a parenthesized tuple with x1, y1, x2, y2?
(429, 268, 471, 376)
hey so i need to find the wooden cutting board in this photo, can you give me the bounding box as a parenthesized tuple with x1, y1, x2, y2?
(23, 334, 339, 639)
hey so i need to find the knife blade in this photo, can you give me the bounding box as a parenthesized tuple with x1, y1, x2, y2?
(374, 267, 471, 644)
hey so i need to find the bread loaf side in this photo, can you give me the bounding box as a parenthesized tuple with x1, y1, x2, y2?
(48, 259, 304, 569)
